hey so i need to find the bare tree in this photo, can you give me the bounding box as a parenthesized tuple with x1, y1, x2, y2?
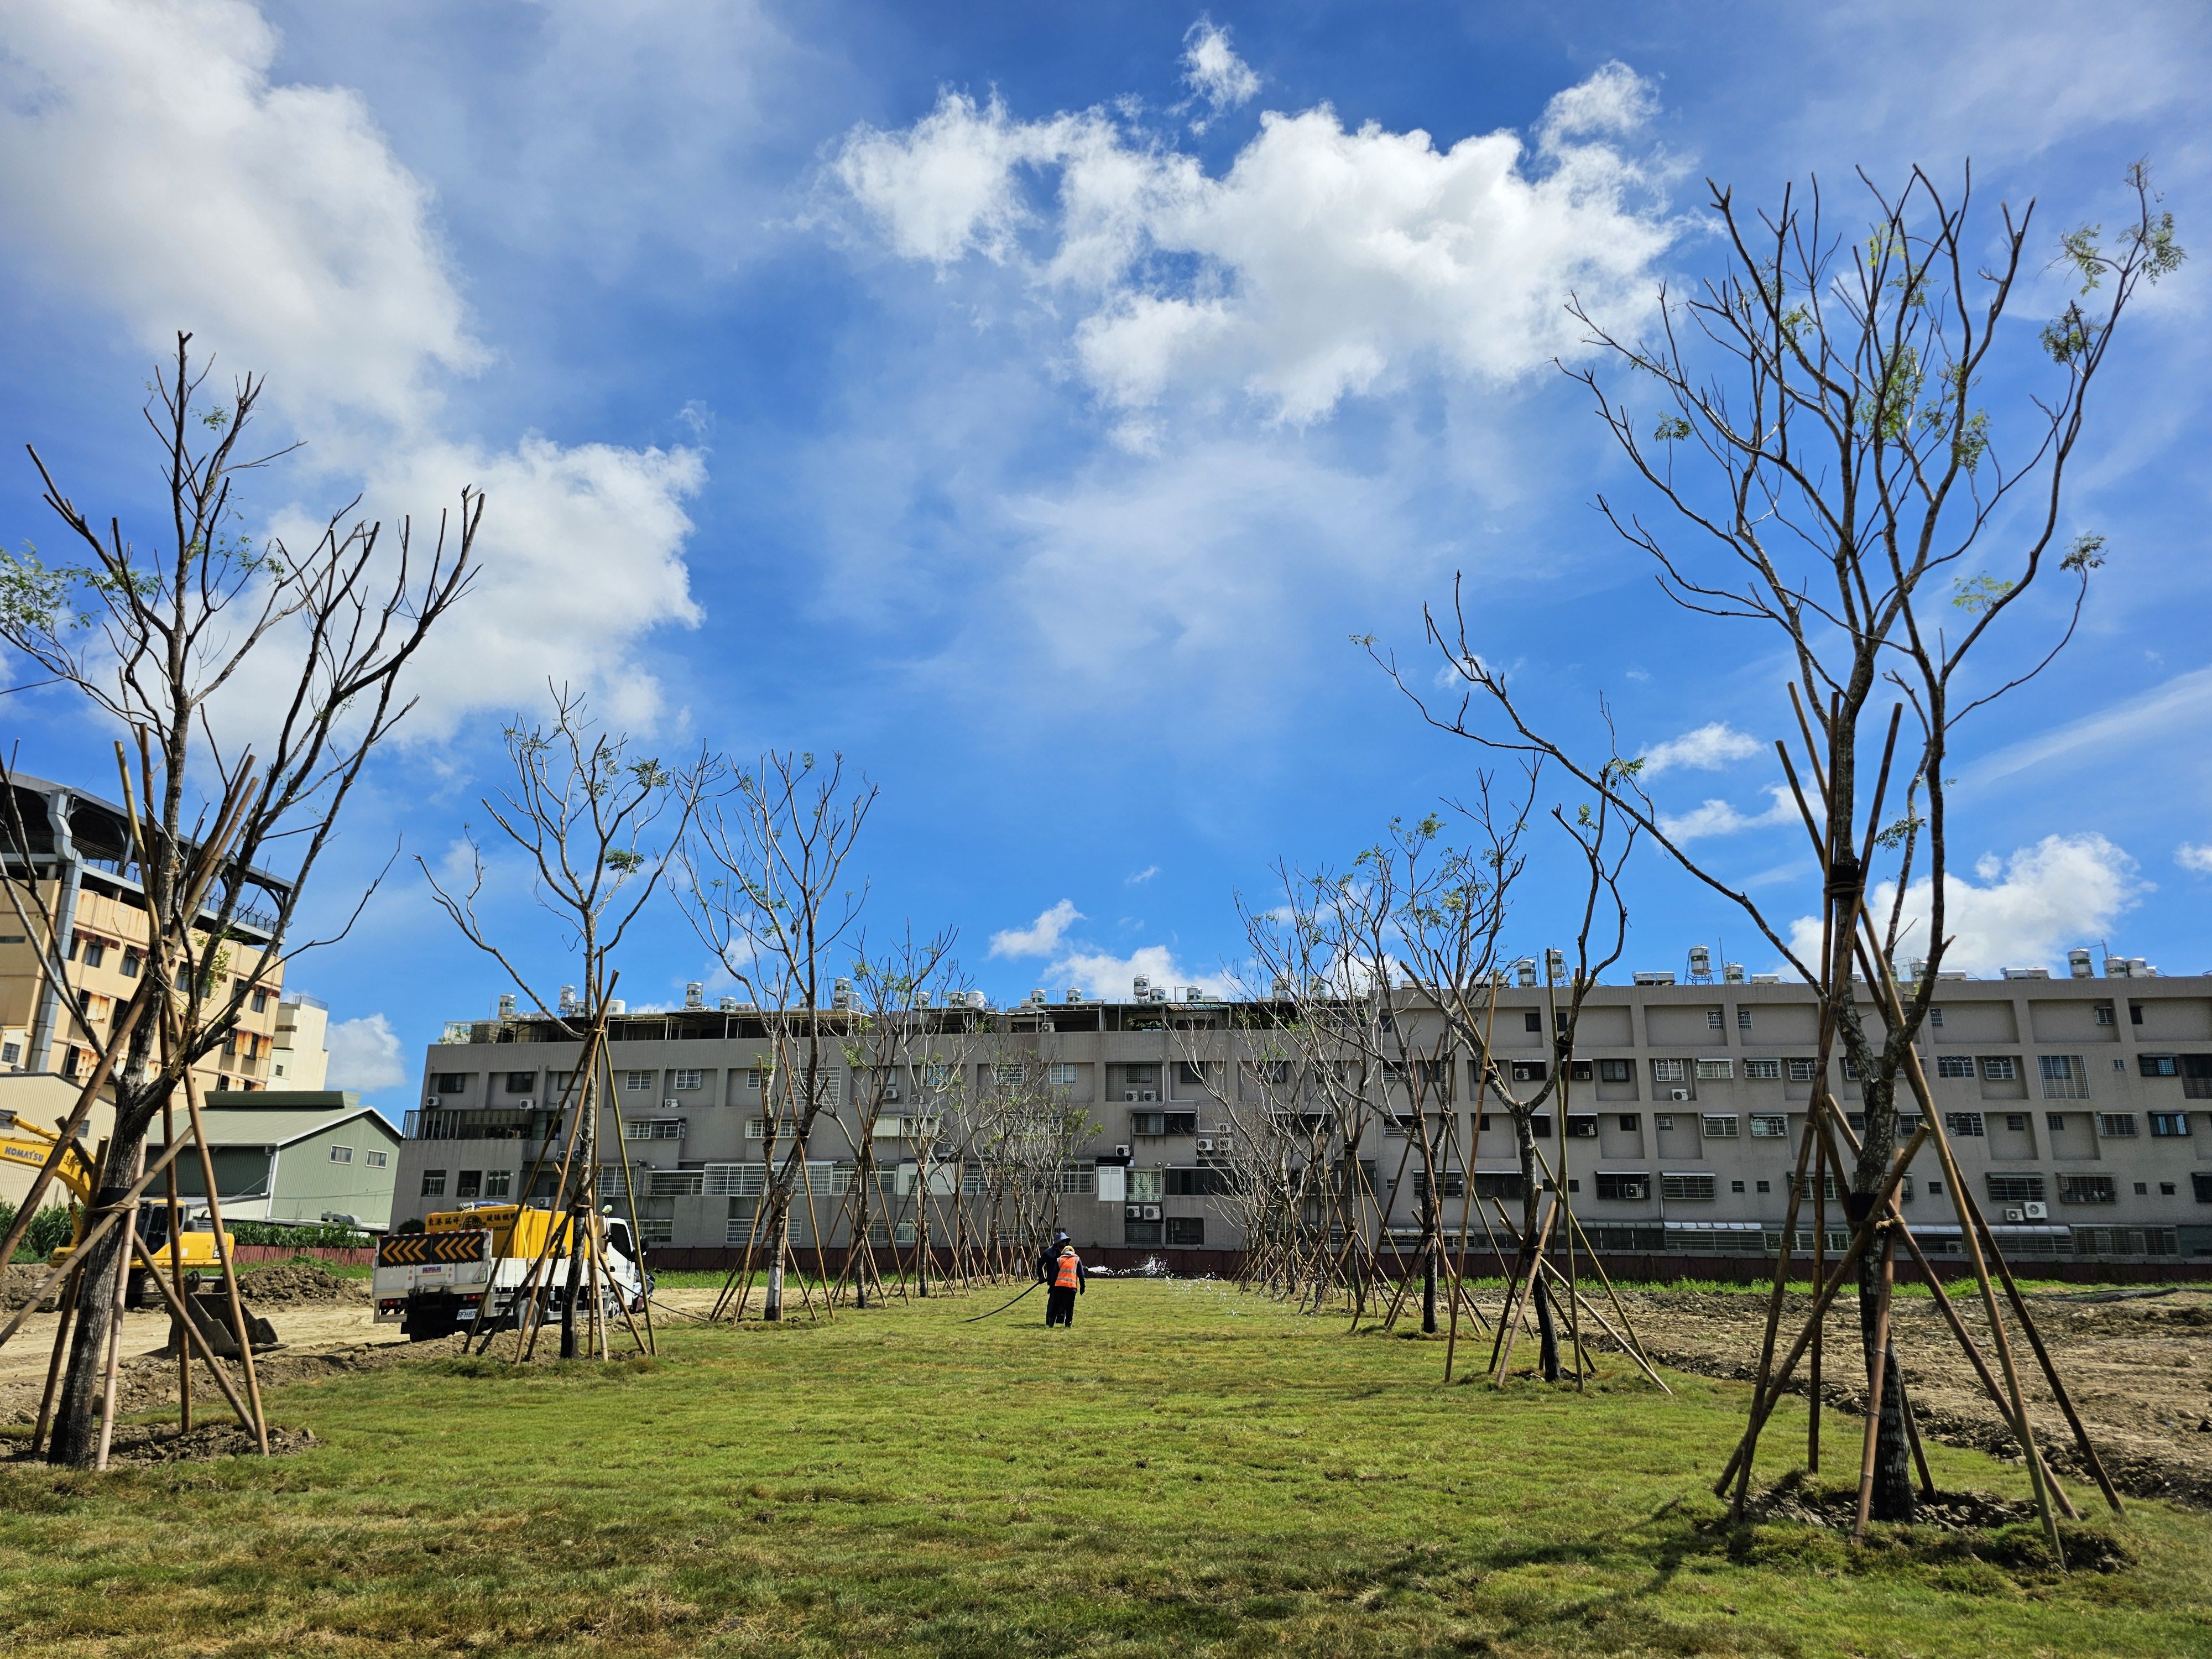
(679, 752, 875, 1321)
(420, 684, 708, 1358)
(1377, 166, 2180, 1516)
(0, 335, 475, 1463)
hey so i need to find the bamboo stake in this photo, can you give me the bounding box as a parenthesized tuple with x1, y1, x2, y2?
(161, 1093, 190, 1432)
(92, 1143, 143, 1471)
(29, 1265, 82, 1456)
(1851, 1223, 1900, 1541)
(178, 1051, 267, 1453)
(1811, 1134, 1825, 1472)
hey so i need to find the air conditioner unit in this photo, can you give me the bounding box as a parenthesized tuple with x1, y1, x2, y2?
(1670, 1089, 1689, 1102)
(1113, 1144, 1130, 1159)
(1141, 1091, 1158, 1103)
(425, 1095, 441, 1108)
(663, 1099, 680, 1111)
(2004, 1207, 2023, 1223)
(884, 1086, 901, 1102)
(2022, 1201, 2049, 1220)
(1196, 1139, 1214, 1152)
(517, 1098, 535, 1110)
(1142, 1204, 1161, 1220)
(1125, 1204, 1141, 1221)
(1124, 1090, 1140, 1102)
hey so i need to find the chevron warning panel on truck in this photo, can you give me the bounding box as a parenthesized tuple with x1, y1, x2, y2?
(377, 1229, 490, 1267)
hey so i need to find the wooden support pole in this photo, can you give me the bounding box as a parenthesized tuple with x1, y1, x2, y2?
(179, 1054, 267, 1453)
(30, 1265, 82, 1455)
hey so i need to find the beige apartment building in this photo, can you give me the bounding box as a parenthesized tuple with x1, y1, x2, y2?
(1, 771, 291, 1185)
(395, 958, 2212, 1271)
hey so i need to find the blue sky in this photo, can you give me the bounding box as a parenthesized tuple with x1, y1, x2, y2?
(3, 1, 2209, 1119)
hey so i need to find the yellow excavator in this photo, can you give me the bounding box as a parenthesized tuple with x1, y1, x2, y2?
(0, 1108, 233, 1279)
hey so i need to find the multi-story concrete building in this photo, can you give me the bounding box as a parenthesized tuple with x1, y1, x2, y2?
(271, 995, 330, 1091)
(1, 771, 292, 1181)
(395, 960, 2212, 1271)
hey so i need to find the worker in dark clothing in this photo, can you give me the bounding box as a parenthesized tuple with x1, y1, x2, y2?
(1036, 1230, 1069, 1287)
(1045, 1241, 1087, 1327)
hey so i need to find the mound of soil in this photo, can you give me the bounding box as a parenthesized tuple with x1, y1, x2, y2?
(0, 1422, 317, 1466)
(237, 1261, 364, 1305)
(0, 1266, 64, 1313)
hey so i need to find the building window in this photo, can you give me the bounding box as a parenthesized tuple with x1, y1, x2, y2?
(1566, 1114, 1598, 1139)
(1985, 1173, 2046, 1204)
(1756, 1180, 1771, 1193)
(1655, 1114, 1673, 1130)
(1660, 1172, 1717, 1202)
(1731, 1180, 1747, 1193)
(2140, 1055, 2180, 1078)
(2134, 1182, 2149, 1196)
(669, 1070, 704, 1092)
(1980, 1056, 2017, 1083)
(1745, 1058, 1781, 1080)
(1510, 1061, 1547, 1083)
(2094, 1113, 2138, 1138)
(2131, 1003, 2145, 1026)
(483, 1170, 512, 1198)
(1787, 1058, 1820, 1083)
(1738, 1008, 1753, 1030)
(2004, 1113, 2027, 1131)
(1524, 1010, 1542, 1032)
(1651, 1058, 1686, 1083)
(1125, 1218, 1164, 1245)
(623, 1071, 654, 1092)
(1594, 1172, 1649, 1201)
(1700, 1114, 1739, 1139)
(1049, 1063, 1078, 1088)
(995, 1063, 1026, 1085)
(456, 1171, 482, 1199)
(1841, 1056, 1864, 1081)
(2046, 1112, 2068, 1131)
(421, 1170, 447, 1197)
(625, 1119, 683, 1141)
(120, 947, 142, 978)
(250, 987, 268, 1013)
(1944, 1112, 1986, 1138)
(1528, 1114, 1553, 1139)
(1131, 1110, 1166, 1137)
(1707, 1010, 1724, 1030)
(2162, 1182, 2177, 1196)
(1697, 1058, 1733, 1079)
(1749, 1113, 1787, 1138)
(504, 1071, 537, 1093)
(1928, 1007, 1944, 1027)
(1617, 1113, 1641, 1130)
(1598, 1058, 1634, 1083)
(2195, 1173, 2212, 1204)
(82, 938, 106, 969)
(1178, 1061, 1208, 1087)
(2150, 1112, 2192, 1138)
(2057, 1173, 2117, 1206)
(433, 1073, 468, 1095)
(1166, 1217, 1206, 1246)
(2039, 1055, 2088, 1099)
(366, 1150, 388, 1168)
(1165, 1167, 1229, 1197)
(2094, 1003, 2115, 1026)
(1936, 1056, 1975, 1079)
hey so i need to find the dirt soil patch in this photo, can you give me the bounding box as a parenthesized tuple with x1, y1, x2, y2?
(0, 1421, 320, 1466)
(1, 1265, 66, 1312)
(1611, 1286, 2212, 1510)
(235, 1260, 366, 1304)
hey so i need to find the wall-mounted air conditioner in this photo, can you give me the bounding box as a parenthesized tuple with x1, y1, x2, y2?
(2022, 1201, 2049, 1220)
(663, 1099, 680, 1111)
(1114, 1144, 1131, 1159)
(1140, 1091, 1158, 1103)
(1196, 1139, 1214, 1152)
(1670, 1089, 1689, 1102)
(424, 1095, 440, 1108)
(1124, 1090, 1140, 1102)
(1125, 1204, 1141, 1220)
(517, 1098, 535, 1110)
(1142, 1204, 1161, 1220)
(883, 1086, 901, 1102)
(2005, 1207, 2023, 1222)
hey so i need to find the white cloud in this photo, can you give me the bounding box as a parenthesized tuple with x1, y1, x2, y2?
(834, 61, 1675, 434)
(326, 1013, 407, 1093)
(1788, 833, 2145, 975)
(990, 899, 1084, 957)
(1659, 786, 1794, 843)
(0, 0, 705, 729)
(1126, 865, 1160, 885)
(1641, 722, 1763, 778)
(2178, 843, 2212, 874)
(1048, 943, 1230, 1001)
(1182, 18, 1260, 122)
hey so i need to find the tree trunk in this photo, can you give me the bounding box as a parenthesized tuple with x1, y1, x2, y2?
(559, 1208, 584, 1359)
(763, 1208, 786, 1321)
(1421, 1238, 1437, 1335)
(1533, 1276, 1561, 1383)
(1849, 1194, 1914, 1520)
(46, 1178, 132, 1467)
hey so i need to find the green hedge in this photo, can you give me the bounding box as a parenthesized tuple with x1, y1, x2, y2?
(228, 1220, 372, 1250)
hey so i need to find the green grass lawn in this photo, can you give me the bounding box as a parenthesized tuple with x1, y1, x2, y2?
(2, 1280, 2208, 1657)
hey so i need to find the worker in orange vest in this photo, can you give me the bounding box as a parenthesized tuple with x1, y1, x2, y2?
(1045, 1240, 1087, 1327)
